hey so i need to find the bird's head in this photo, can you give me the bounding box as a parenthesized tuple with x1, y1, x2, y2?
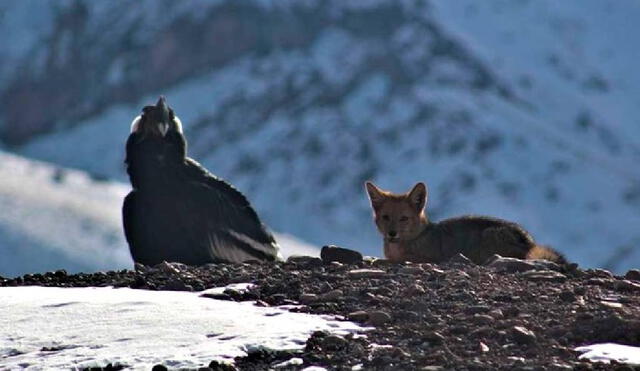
(126, 96, 188, 173)
(130, 96, 183, 138)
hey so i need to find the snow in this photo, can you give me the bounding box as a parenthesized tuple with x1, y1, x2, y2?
(576, 343, 640, 365)
(0, 286, 365, 369)
(0, 151, 318, 278)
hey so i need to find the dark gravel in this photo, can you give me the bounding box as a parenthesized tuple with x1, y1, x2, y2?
(2, 252, 640, 370)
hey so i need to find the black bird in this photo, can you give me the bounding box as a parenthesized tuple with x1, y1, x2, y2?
(123, 96, 281, 266)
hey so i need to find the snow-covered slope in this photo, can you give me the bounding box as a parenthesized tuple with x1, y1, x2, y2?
(0, 286, 364, 369)
(0, 151, 317, 277)
(2, 1, 639, 271)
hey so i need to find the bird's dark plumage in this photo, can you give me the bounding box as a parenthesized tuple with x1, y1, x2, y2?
(123, 97, 281, 266)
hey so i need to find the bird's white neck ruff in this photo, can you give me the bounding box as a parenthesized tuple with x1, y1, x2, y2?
(130, 116, 141, 133)
(130, 115, 183, 134)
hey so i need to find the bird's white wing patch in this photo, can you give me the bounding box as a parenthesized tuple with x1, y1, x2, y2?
(228, 230, 279, 258)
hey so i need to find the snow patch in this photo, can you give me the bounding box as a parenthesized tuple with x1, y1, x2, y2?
(576, 343, 640, 365)
(0, 286, 365, 369)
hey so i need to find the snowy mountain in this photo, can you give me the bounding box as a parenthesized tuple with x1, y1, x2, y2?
(0, 151, 317, 277)
(1, 0, 639, 271)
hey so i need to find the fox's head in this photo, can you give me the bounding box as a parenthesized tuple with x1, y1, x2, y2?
(365, 182, 428, 243)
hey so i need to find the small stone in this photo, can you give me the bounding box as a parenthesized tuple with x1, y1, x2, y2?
(134, 263, 148, 272)
(371, 259, 393, 267)
(448, 253, 475, 266)
(594, 268, 614, 278)
(399, 266, 424, 275)
(549, 363, 572, 370)
(299, 293, 318, 304)
(151, 365, 169, 371)
(321, 245, 363, 265)
(520, 270, 566, 282)
(574, 286, 587, 295)
(286, 255, 323, 268)
(368, 311, 391, 326)
(489, 309, 504, 319)
(614, 280, 640, 292)
(600, 301, 623, 309)
(319, 289, 343, 302)
(347, 269, 387, 279)
(472, 314, 494, 325)
(208, 360, 237, 371)
(347, 311, 369, 322)
(486, 256, 537, 272)
(465, 305, 491, 314)
(54, 269, 68, 278)
(511, 326, 537, 344)
(479, 342, 489, 352)
(322, 334, 347, 350)
(156, 261, 181, 274)
(625, 269, 640, 281)
(404, 284, 425, 296)
(424, 331, 445, 344)
(559, 290, 577, 302)
(586, 278, 610, 286)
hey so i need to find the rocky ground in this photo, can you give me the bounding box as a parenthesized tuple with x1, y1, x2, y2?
(2, 247, 640, 371)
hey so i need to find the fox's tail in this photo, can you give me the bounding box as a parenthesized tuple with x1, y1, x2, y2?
(526, 245, 568, 264)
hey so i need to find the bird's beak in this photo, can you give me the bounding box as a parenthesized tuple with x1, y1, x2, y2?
(156, 96, 171, 137)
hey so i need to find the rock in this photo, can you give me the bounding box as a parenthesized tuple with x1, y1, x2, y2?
(299, 293, 318, 304)
(520, 270, 567, 282)
(208, 360, 237, 371)
(613, 280, 640, 292)
(319, 289, 343, 302)
(472, 314, 494, 325)
(398, 266, 424, 275)
(151, 365, 169, 371)
(371, 259, 394, 267)
(156, 261, 181, 275)
(321, 245, 363, 265)
(486, 256, 537, 272)
(424, 331, 445, 344)
(347, 269, 387, 279)
(348, 311, 369, 322)
(625, 269, 640, 281)
(286, 255, 323, 268)
(404, 284, 425, 296)
(593, 268, 614, 278)
(479, 342, 489, 352)
(368, 311, 391, 326)
(559, 290, 577, 302)
(447, 253, 475, 266)
(489, 309, 504, 319)
(511, 326, 537, 344)
(322, 334, 348, 350)
(464, 305, 491, 314)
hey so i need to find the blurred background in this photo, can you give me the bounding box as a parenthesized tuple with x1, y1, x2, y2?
(1, 0, 639, 276)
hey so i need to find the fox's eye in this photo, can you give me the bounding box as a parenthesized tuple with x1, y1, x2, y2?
(399, 216, 409, 222)
(381, 215, 390, 221)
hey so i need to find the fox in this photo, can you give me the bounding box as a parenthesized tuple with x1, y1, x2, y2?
(365, 181, 566, 265)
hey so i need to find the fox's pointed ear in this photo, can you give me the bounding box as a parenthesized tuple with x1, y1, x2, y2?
(407, 182, 427, 211)
(365, 181, 385, 211)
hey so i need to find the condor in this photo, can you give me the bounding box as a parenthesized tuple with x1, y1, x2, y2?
(123, 97, 280, 266)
